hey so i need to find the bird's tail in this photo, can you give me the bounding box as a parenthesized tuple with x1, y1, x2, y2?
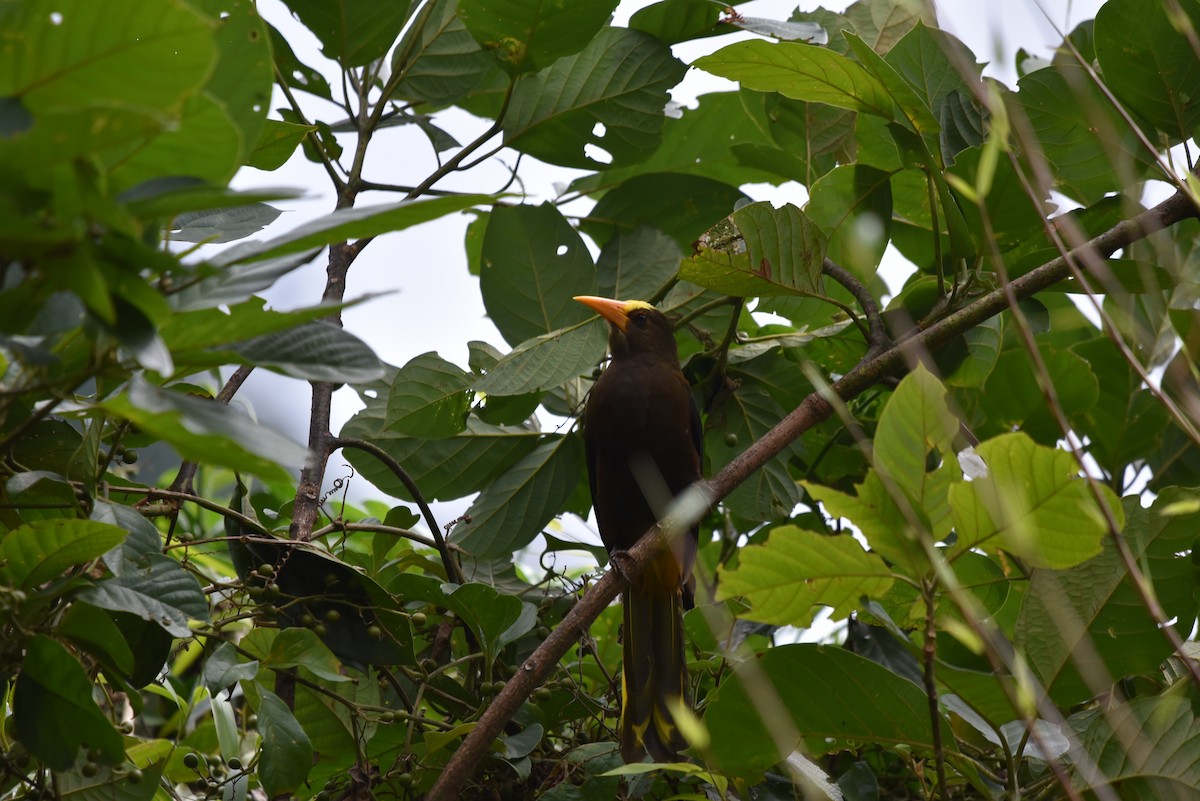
(620, 551, 689, 763)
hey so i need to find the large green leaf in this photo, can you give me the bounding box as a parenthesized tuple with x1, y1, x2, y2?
(504, 27, 686, 169)
(99, 376, 309, 482)
(806, 163, 893, 279)
(475, 320, 606, 397)
(284, 0, 410, 67)
(718, 526, 894, 627)
(704, 644, 955, 778)
(595, 226, 682, 302)
(0, 519, 127, 590)
(1094, 0, 1200, 142)
(391, 0, 494, 107)
(385, 352, 473, 437)
(224, 322, 384, 384)
(480, 203, 595, 346)
(949, 433, 1119, 569)
(0, 0, 215, 178)
(843, 32, 939, 135)
(451, 435, 583, 557)
(167, 203, 282, 244)
(885, 22, 984, 159)
(1017, 66, 1146, 205)
(107, 91, 245, 192)
(444, 583, 536, 667)
(694, 39, 896, 119)
(255, 688, 314, 797)
(459, 0, 618, 73)
(1069, 697, 1200, 796)
(14, 636, 125, 771)
(683, 202, 825, 298)
(80, 554, 209, 637)
(1015, 488, 1200, 708)
(873, 363, 959, 518)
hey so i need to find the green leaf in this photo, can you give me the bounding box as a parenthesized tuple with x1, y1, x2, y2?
(704, 644, 955, 778)
(14, 636, 124, 771)
(255, 688, 314, 797)
(443, 583, 536, 666)
(107, 91, 245, 192)
(694, 39, 896, 119)
(0, 519, 127, 590)
(580, 173, 748, 249)
(262, 628, 350, 683)
(169, 203, 282, 244)
(193, 0, 272, 151)
(285, 0, 410, 67)
(0, 0, 215, 178)
(226, 322, 385, 384)
(683, 202, 825, 298)
(246, 119, 316, 171)
(390, 0, 494, 107)
(1070, 697, 1200, 795)
(504, 27, 686, 169)
(1094, 0, 1200, 141)
(629, 0, 727, 44)
(885, 22, 984, 160)
(56, 738, 168, 801)
(806, 163, 893, 280)
(843, 32, 939, 134)
(943, 315, 1002, 389)
(595, 225, 682, 302)
(80, 554, 209, 637)
(718, 526, 894, 627)
(342, 395, 541, 501)
(949, 432, 1120, 568)
(451, 435, 583, 557)
(1016, 488, 1200, 707)
(266, 21, 332, 99)
(203, 641, 259, 696)
(475, 320, 606, 397)
(480, 202, 595, 346)
(570, 91, 783, 194)
(99, 376, 309, 482)
(979, 346, 1099, 444)
(216, 194, 491, 264)
(58, 602, 136, 676)
(385, 352, 473, 437)
(1017, 66, 1146, 205)
(873, 363, 959, 513)
(804, 471, 927, 579)
(459, 0, 618, 73)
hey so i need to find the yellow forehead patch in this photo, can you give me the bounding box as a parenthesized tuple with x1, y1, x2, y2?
(622, 300, 655, 313)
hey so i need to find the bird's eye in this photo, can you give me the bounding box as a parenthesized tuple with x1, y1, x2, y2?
(633, 313, 649, 327)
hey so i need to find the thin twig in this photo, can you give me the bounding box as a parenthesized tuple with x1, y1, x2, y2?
(821, 257, 891, 357)
(330, 436, 464, 585)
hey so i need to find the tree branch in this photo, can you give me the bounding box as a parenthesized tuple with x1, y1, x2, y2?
(330, 436, 464, 585)
(425, 184, 1199, 801)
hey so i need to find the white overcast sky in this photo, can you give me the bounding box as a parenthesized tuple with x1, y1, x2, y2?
(224, 0, 1106, 517)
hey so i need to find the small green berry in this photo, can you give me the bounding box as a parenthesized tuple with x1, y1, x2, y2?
(380, 711, 395, 723)
(396, 773, 414, 788)
(410, 612, 427, 627)
(299, 612, 316, 627)
(724, 433, 738, 447)
(183, 752, 201, 770)
(324, 609, 341, 623)
(313, 623, 328, 637)
(227, 758, 242, 770)
(128, 768, 144, 785)
(366, 625, 383, 639)
(81, 763, 97, 778)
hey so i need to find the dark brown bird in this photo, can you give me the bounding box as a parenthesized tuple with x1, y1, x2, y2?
(574, 295, 702, 763)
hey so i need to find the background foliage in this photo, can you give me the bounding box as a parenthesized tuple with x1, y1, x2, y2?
(1, 0, 1199, 799)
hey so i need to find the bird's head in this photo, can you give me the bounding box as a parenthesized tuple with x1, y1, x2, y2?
(573, 296, 678, 362)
